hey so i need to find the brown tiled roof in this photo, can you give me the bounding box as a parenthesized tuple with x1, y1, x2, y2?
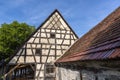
(56, 7, 120, 63)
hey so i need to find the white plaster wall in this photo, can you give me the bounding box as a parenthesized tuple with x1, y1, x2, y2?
(9, 56, 19, 63)
(56, 67, 80, 80)
(17, 56, 24, 63)
(28, 38, 34, 42)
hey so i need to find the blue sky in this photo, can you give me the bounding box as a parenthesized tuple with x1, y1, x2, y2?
(0, 0, 120, 37)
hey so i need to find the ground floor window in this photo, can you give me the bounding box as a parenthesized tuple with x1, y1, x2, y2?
(45, 63, 55, 80)
(46, 65, 55, 74)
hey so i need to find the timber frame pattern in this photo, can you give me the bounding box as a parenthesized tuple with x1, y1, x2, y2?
(5, 10, 78, 80)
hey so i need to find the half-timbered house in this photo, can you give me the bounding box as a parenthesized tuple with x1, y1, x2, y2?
(3, 10, 78, 80)
(55, 7, 120, 80)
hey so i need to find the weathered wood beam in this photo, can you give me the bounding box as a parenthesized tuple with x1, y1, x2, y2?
(3, 63, 21, 80)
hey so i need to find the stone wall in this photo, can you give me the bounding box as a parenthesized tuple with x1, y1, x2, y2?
(56, 67, 120, 80)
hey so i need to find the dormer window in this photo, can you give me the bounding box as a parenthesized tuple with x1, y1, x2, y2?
(50, 33, 55, 38)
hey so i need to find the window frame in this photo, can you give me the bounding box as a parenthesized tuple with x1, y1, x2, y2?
(50, 33, 55, 38)
(35, 48, 42, 55)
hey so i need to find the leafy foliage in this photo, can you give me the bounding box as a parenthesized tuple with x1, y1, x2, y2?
(0, 21, 35, 60)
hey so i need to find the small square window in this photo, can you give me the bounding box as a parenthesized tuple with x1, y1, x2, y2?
(35, 48, 42, 55)
(46, 64, 55, 74)
(50, 33, 55, 38)
(46, 67, 54, 73)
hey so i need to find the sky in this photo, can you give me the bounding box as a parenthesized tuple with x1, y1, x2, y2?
(0, 0, 120, 37)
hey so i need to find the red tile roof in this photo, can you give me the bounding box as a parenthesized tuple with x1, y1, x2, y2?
(56, 39, 120, 62)
(56, 7, 120, 63)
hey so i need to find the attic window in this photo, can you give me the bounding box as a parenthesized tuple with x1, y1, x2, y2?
(50, 33, 55, 38)
(35, 48, 42, 55)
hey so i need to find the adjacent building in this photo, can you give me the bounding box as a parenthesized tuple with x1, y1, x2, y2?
(55, 7, 120, 80)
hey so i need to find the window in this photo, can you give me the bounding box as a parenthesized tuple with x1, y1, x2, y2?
(46, 64, 55, 73)
(50, 33, 55, 38)
(35, 48, 42, 55)
(45, 64, 55, 80)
